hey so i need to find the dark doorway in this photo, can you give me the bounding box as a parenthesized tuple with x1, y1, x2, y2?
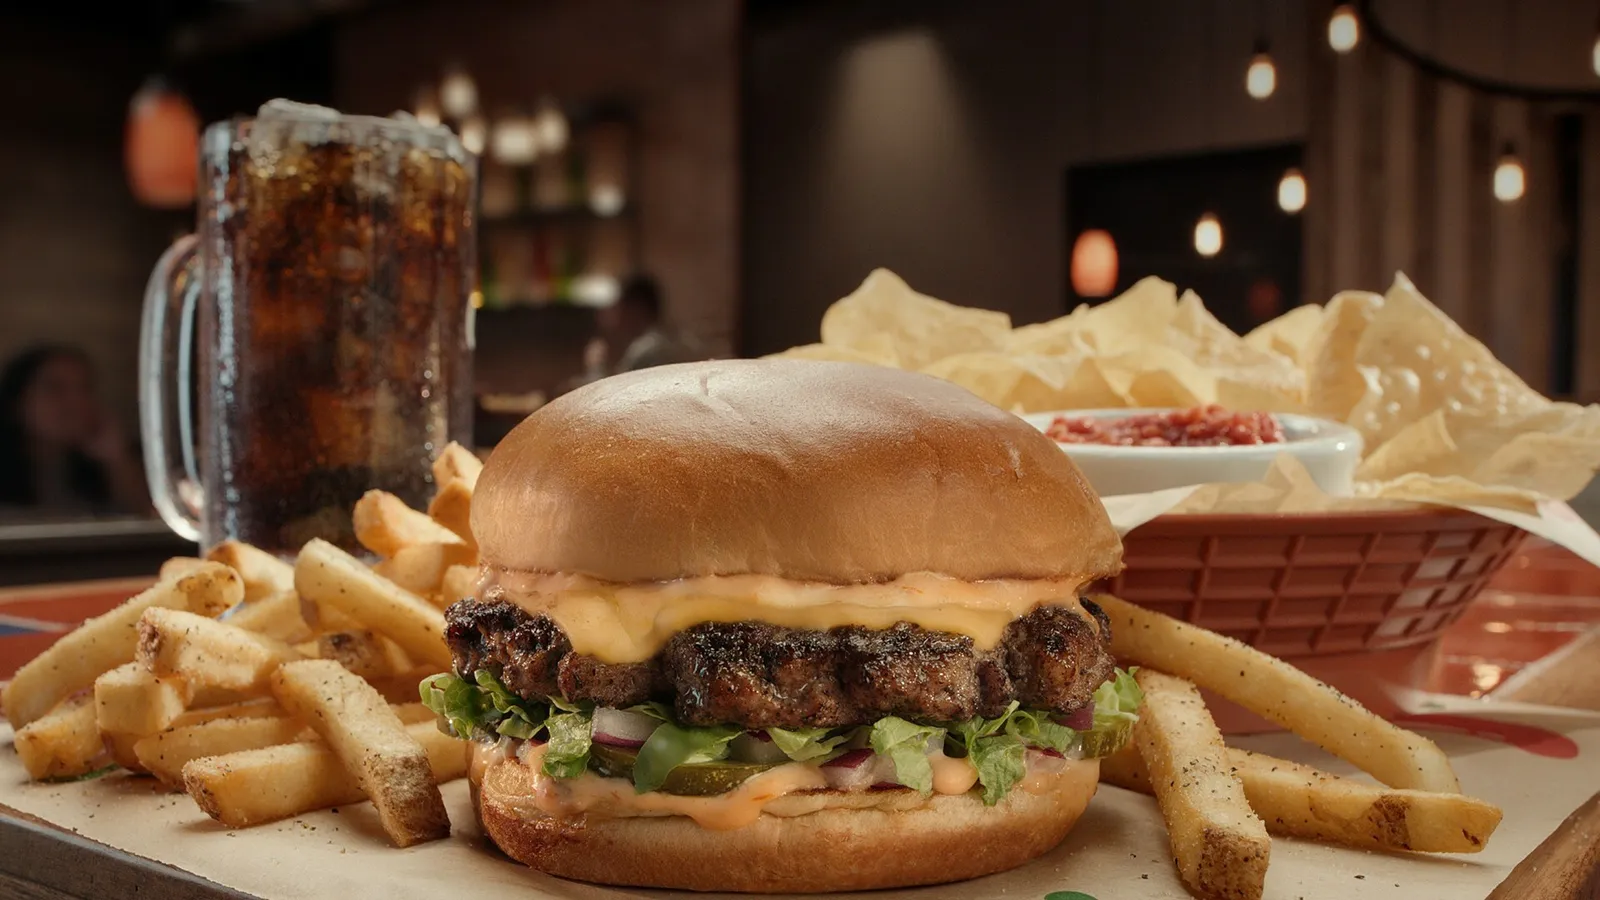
(1065, 144, 1304, 335)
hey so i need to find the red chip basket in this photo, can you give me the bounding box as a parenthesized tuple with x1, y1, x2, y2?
(1102, 509, 1528, 658)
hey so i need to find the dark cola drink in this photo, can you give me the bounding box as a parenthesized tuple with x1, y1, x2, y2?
(141, 102, 477, 556)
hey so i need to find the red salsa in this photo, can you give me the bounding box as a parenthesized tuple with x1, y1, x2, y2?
(1046, 406, 1284, 447)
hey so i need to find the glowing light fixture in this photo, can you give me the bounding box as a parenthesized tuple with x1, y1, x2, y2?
(440, 67, 478, 119)
(414, 88, 442, 127)
(1328, 4, 1360, 53)
(1246, 41, 1277, 99)
(1277, 168, 1307, 213)
(1493, 144, 1525, 202)
(1069, 229, 1119, 297)
(534, 97, 569, 154)
(125, 78, 200, 209)
(1194, 213, 1223, 257)
(491, 114, 539, 165)
(459, 115, 487, 155)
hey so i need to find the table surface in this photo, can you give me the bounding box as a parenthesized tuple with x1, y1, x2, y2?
(2, 542, 1598, 899)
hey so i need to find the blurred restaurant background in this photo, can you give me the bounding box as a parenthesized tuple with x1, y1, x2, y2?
(2, 0, 1600, 580)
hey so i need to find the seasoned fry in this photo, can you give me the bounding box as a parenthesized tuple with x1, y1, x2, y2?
(1134, 669, 1269, 900)
(1101, 744, 1503, 854)
(372, 542, 477, 598)
(159, 557, 208, 580)
(269, 660, 450, 845)
(3, 564, 243, 729)
(137, 703, 435, 788)
(431, 441, 483, 488)
(171, 698, 286, 728)
(426, 478, 476, 549)
(137, 608, 303, 692)
(183, 721, 467, 828)
(353, 490, 462, 558)
(224, 589, 313, 643)
(1095, 593, 1461, 794)
(315, 630, 413, 681)
(14, 694, 105, 780)
(205, 541, 295, 602)
(137, 716, 312, 788)
(438, 564, 478, 609)
(94, 662, 191, 736)
(104, 731, 147, 773)
(370, 667, 447, 705)
(294, 539, 451, 668)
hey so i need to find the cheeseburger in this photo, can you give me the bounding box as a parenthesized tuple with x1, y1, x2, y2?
(422, 359, 1141, 892)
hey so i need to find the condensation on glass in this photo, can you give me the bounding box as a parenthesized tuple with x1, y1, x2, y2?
(140, 103, 477, 556)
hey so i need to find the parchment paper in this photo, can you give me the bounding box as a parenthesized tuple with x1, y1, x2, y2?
(3, 695, 1596, 900)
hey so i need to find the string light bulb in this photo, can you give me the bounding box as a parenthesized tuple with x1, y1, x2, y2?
(459, 115, 487, 156)
(1194, 213, 1223, 257)
(1328, 4, 1360, 53)
(1592, 29, 1600, 78)
(414, 88, 442, 128)
(440, 67, 478, 119)
(1246, 40, 1277, 99)
(1277, 168, 1307, 213)
(1493, 144, 1525, 203)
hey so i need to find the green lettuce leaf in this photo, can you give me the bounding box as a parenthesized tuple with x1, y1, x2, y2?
(1092, 667, 1143, 729)
(869, 717, 944, 794)
(1004, 709, 1075, 754)
(633, 721, 742, 793)
(969, 733, 1027, 805)
(766, 726, 848, 762)
(542, 709, 595, 779)
(420, 672, 491, 739)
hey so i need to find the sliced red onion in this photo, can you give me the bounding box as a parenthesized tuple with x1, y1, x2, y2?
(1027, 748, 1070, 776)
(1060, 705, 1094, 731)
(822, 748, 874, 769)
(729, 732, 790, 764)
(1036, 747, 1065, 759)
(592, 708, 660, 747)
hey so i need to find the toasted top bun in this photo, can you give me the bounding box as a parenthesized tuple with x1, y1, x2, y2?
(473, 745, 1100, 893)
(473, 359, 1121, 584)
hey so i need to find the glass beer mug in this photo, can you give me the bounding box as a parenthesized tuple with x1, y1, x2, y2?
(140, 102, 476, 556)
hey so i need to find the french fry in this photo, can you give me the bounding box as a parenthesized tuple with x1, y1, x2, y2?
(269, 660, 450, 845)
(438, 564, 478, 609)
(137, 703, 435, 788)
(315, 630, 413, 681)
(94, 662, 191, 736)
(370, 667, 446, 706)
(372, 542, 478, 598)
(137, 608, 303, 692)
(224, 590, 313, 643)
(431, 441, 483, 488)
(205, 540, 295, 602)
(353, 490, 462, 558)
(172, 698, 286, 728)
(104, 731, 147, 773)
(14, 694, 105, 780)
(298, 594, 365, 632)
(137, 716, 312, 788)
(1095, 593, 1462, 794)
(1134, 669, 1269, 900)
(1101, 744, 1503, 854)
(159, 557, 208, 580)
(426, 479, 476, 549)
(3, 564, 242, 729)
(294, 539, 451, 668)
(183, 721, 467, 828)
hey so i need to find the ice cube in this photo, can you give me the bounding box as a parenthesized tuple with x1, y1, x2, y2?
(257, 99, 342, 122)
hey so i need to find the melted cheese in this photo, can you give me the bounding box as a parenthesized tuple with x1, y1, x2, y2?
(483, 570, 1093, 663)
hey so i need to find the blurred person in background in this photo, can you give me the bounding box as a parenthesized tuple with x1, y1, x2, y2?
(0, 345, 150, 519)
(571, 274, 700, 389)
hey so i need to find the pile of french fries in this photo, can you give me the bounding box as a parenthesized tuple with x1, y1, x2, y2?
(1092, 594, 1504, 900)
(1, 443, 484, 849)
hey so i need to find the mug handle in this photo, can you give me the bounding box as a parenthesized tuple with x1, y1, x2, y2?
(138, 234, 203, 543)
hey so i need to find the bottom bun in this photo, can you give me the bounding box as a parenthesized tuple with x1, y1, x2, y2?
(471, 746, 1099, 893)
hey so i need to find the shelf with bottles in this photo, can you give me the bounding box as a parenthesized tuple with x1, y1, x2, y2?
(478, 212, 633, 310)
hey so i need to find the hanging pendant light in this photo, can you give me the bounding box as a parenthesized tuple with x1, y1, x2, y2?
(1194, 213, 1223, 257)
(1277, 168, 1307, 213)
(1328, 4, 1360, 53)
(534, 97, 569, 154)
(440, 66, 478, 119)
(125, 78, 200, 209)
(1493, 143, 1525, 202)
(1246, 39, 1277, 99)
(1069, 229, 1119, 297)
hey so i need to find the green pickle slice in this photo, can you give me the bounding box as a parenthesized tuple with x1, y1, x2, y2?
(1079, 717, 1134, 759)
(590, 744, 779, 796)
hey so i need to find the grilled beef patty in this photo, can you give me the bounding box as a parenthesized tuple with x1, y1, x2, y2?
(444, 596, 1114, 729)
